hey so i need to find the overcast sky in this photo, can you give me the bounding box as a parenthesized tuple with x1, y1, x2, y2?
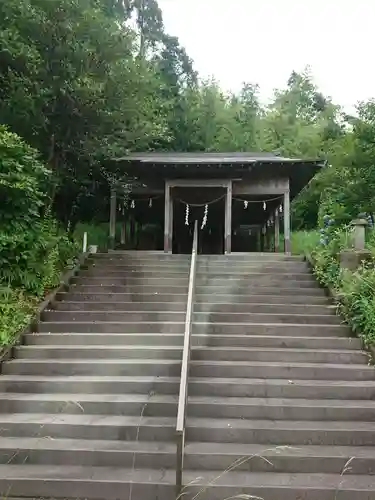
(158, 0, 375, 112)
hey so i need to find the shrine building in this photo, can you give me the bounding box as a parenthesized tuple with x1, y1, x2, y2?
(109, 152, 324, 255)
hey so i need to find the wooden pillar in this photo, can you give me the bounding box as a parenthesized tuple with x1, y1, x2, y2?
(283, 190, 291, 255)
(267, 220, 273, 252)
(109, 187, 117, 250)
(164, 183, 172, 253)
(169, 196, 174, 253)
(225, 181, 232, 254)
(257, 227, 262, 252)
(274, 209, 280, 252)
(262, 225, 266, 252)
(120, 219, 126, 246)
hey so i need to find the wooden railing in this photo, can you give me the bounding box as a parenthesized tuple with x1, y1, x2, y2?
(176, 220, 198, 496)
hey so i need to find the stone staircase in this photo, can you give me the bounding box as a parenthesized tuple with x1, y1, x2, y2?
(184, 254, 375, 500)
(0, 252, 374, 499)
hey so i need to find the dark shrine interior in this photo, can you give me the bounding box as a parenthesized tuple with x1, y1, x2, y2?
(119, 186, 283, 254)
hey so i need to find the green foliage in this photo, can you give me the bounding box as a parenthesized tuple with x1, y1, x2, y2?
(0, 125, 50, 219)
(0, 287, 36, 345)
(0, 127, 79, 344)
(0, 127, 78, 294)
(294, 226, 375, 346)
(74, 222, 112, 252)
(291, 230, 320, 256)
(4, 0, 375, 347)
(338, 266, 375, 346)
(0, 0, 170, 221)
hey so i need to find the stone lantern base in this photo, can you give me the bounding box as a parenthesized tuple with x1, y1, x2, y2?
(340, 249, 373, 271)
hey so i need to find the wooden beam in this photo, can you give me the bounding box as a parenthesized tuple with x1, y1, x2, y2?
(168, 179, 231, 188)
(233, 179, 288, 195)
(109, 187, 117, 250)
(283, 190, 291, 255)
(225, 181, 233, 254)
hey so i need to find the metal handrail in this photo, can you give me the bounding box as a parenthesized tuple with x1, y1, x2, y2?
(176, 219, 198, 496)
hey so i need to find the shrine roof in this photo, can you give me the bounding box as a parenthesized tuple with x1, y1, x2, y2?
(115, 151, 323, 166)
(113, 151, 324, 197)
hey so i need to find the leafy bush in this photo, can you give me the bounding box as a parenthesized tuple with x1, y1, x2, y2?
(0, 126, 51, 292)
(338, 266, 375, 346)
(294, 220, 375, 346)
(291, 230, 320, 256)
(0, 128, 79, 345)
(0, 287, 36, 345)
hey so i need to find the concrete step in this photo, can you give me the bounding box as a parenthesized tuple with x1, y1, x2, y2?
(2, 359, 182, 376)
(0, 437, 176, 469)
(187, 396, 375, 421)
(87, 260, 191, 270)
(0, 393, 178, 417)
(0, 375, 180, 395)
(14, 345, 365, 364)
(82, 268, 314, 279)
(57, 292, 191, 303)
(196, 261, 309, 269)
(71, 276, 190, 286)
(195, 302, 335, 315)
(59, 291, 329, 304)
(37, 321, 187, 333)
(1, 376, 375, 400)
(37, 321, 347, 335)
(190, 347, 366, 364)
(196, 272, 316, 282)
(70, 283, 325, 295)
(23, 333, 361, 350)
(189, 360, 375, 381)
(184, 442, 375, 474)
(95, 251, 188, 259)
(0, 465, 176, 500)
(53, 300, 187, 312)
(192, 322, 348, 336)
(94, 251, 188, 260)
(54, 300, 335, 315)
(71, 276, 319, 288)
(190, 377, 375, 400)
(0, 413, 176, 441)
(2, 438, 375, 476)
(42, 310, 341, 325)
(197, 253, 303, 261)
(15, 345, 183, 360)
(80, 269, 189, 278)
(11, 393, 372, 421)
(52, 300, 337, 316)
(196, 284, 324, 294)
(196, 278, 320, 288)
(197, 312, 340, 324)
(182, 470, 375, 500)
(87, 261, 309, 271)
(186, 417, 375, 445)
(70, 283, 189, 294)
(87, 255, 189, 266)
(2, 394, 375, 421)
(42, 311, 186, 323)
(100, 251, 298, 260)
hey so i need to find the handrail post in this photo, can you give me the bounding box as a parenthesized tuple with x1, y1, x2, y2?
(176, 220, 198, 497)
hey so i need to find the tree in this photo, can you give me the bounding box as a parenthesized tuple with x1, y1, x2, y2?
(0, 0, 169, 225)
(0, 126, 52, 291)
